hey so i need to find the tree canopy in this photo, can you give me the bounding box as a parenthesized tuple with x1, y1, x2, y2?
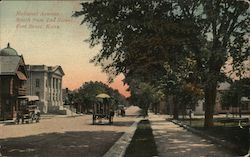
(73, 0, 249, 127)
(72, 81, 128, 112)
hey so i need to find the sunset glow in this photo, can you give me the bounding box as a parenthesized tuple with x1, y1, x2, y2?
(0, 1, 130, 97)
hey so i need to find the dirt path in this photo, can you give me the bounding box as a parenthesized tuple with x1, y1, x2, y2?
(0, 106, 140, 157)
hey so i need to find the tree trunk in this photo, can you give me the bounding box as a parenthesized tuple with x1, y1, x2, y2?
(204, 81, 217, 127)
(173, 96, 179, 120)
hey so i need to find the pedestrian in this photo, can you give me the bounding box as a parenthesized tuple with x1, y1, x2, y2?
(189, 109, 192, 119)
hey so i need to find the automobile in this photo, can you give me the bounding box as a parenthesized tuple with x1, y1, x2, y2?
(16, 96, 40, 124)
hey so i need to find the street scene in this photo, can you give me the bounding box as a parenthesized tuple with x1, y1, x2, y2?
(0, 107, 140, 157)
(0, 0, 250, 157)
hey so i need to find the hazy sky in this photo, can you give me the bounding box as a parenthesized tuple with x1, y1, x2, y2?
(0, 1, 130, 96)
(1, 1, 249, 97)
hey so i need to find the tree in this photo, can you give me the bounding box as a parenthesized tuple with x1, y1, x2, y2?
(75, 81, 128, 113)
(129, 82, 162, 116)
(73, 0, 249, 127)
(73, 0, 202, 118)
(159, 57, 203, 119)
(184, 0, 250, 127)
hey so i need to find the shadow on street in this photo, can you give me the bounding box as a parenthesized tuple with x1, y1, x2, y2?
(0, 131, 123, 157)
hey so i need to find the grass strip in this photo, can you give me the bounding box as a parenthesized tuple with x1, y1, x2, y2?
(179, 118, 249, 156)
(124, 119, 158, 157)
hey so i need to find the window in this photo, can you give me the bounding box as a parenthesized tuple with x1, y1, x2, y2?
(35, 79, 40, 87)
(35, 92, 40, 98)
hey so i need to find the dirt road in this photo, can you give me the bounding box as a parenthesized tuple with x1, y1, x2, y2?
(0, 106, 140, 157)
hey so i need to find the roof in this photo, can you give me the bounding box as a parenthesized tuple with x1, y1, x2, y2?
(49, 65, 65, 76)
(96, 93, 111, 98)
(0, 56, 21, 75)
(0, 43, 18, 56)
(26, 65, 65, 76)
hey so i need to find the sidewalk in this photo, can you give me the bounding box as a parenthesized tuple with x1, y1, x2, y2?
(148, 113, 234, 157)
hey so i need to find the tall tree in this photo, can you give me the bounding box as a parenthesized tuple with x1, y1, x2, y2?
(73, 0, 249, 127)
(182, 0, 250, 126)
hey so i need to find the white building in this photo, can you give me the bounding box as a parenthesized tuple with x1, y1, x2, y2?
(194, 81, 250, 115)
(25, 65, 65, 113)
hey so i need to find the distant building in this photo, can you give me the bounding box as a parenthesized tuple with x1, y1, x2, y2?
(25, 65, 65, 113)
(194, 82, 250, 115)
(215, 82, 250, 114)
(0, 43, 28, 120)
(193, 99, 205, 115)
(214, 82, 231, 114)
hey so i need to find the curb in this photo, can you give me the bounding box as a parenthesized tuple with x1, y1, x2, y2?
(103, 118, 141, 157)
(0, 114, 84, 125)
(171, 120, 247, 156)
(0, 120, 15, 125)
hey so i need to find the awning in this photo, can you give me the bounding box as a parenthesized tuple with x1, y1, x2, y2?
(96, 93, 111, 98)
(16, 71, 27, 80)
(18, 95, 39, 101)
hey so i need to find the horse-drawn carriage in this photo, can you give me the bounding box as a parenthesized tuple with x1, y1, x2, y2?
(92, 93, 114, 124)
(16, 96, 40, 124)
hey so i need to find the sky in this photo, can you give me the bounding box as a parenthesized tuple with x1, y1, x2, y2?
(0, 0, 130, 97)
(1, 1, 249, 97)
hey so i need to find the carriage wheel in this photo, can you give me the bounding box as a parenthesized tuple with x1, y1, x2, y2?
(16, 116, 20, 124)
(36, 115, 40, 123)
(31, 114, 35, 123)
(36, 112, 40, 123)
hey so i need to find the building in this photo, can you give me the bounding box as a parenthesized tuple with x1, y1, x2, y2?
(193, 99, 205, 115)
(215, 82, 250, 114)
(214, 82, 231, 114)
(25, 65, 65, 113)
(0, 43, 28, 120)
(193, 82, 250, 115)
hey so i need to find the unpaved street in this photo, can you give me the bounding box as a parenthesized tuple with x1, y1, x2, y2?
(0, 106, 140, 157)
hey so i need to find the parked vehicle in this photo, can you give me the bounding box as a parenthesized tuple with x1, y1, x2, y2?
(16, 96, 40, 124)
(117, 105, 126, 117)
(92, 93, 114, 124)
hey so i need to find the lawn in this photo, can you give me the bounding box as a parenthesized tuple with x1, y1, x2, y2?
(124, 119, 158, 157)
(178, 118, 250, 156)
